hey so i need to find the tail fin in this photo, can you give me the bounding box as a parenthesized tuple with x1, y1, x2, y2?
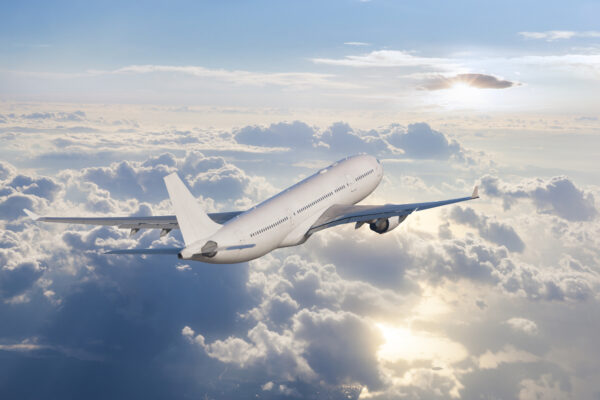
(163, 173, 221, 245)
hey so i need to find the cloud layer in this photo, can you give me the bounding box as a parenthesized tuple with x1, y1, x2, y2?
(0, 105, 599, 399)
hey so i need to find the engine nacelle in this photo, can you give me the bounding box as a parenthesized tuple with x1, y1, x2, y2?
(369, 216, 405, 234)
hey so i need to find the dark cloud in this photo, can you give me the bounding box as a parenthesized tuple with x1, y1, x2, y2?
(423, 73, 518, 90)
(0, 261, 44, 300)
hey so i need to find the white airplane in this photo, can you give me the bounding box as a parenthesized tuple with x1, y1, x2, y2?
(24, 154, 479, 264)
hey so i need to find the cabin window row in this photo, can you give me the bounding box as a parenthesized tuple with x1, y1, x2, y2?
(250, 216, 289, 237)
(297, 191, 334, 214)
(356, 169, 374, 181)
(334, 184, 346, 193)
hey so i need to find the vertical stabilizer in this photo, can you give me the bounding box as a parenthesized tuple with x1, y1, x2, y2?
(164, 173, 221, 245)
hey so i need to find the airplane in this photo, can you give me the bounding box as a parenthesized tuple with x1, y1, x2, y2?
(24, 154, 479, 264)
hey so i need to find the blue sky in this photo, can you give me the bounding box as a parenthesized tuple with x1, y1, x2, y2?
(3, 0, 598, 69)
(2, 0, 600, 115)
(1, 2, 600, 399)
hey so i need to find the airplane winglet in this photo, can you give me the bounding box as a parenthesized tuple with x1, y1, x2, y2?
(23, 208, 40, 221)
(471, 186, 479, 199)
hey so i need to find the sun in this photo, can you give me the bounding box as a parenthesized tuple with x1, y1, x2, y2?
(446, 81, 481, 104)
(427, 81, 487, 110)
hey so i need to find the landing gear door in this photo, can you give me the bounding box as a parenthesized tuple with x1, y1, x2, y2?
(346, 174, 356, 192)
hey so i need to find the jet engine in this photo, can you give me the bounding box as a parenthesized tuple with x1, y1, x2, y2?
(369, 216, 406, 234)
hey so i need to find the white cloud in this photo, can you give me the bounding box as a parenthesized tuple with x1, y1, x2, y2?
(344, 42, 370, 46)
(2, 105, 600, 398)
(518, 374, 571, 400)
(312, 50, 460, 71)
(506, 317, 538, 335)
(450, 206, 525, 252)
(478, 345, 539, 369)
(480, 175, 597, 222)
(519, 30, 600, 41)
(98, 64, 359, 89)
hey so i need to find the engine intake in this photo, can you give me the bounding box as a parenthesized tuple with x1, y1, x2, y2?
(369, 216, 405, 234)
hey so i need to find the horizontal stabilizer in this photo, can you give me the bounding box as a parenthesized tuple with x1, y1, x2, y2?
(105, 247, 183, 255)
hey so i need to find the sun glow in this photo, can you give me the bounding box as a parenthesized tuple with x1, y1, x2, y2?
(427, 81, 490, 110)
(376, 323, 467, 365)
(446, 82, 482, 106)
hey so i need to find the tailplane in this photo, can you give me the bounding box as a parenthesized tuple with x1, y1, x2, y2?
(163, 173, 221, 245)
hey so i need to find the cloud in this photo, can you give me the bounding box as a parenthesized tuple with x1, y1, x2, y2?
(386, 123, 463, 160)
(0, 261, 44, 302)
(449, 206, 525, 252)
(95, 64, 356, 89)
(344, 42, 370, 46)
(518, 374, 570, 399)
(20, 111, 86, 122)
(480, 175, 597, 221)
(187, 308, 384, 389)
(506, 318, 538, 335)
(478, 345, 539, 369)
(312, 50, 460, 71)
(235, 121, 316, 149)
(519, 30, 600, 41)
(79, 151, 273, 207)
(422, 73, 518, 90)
(2, 106, 600, 399)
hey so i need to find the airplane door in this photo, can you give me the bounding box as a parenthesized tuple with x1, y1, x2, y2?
(346, 174, 356, 192)
(287, 208, 295, 226)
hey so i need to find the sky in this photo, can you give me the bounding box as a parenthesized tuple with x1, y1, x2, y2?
(1, 1, 599, 399)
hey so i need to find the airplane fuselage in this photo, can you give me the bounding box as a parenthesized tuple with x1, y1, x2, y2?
(180, 154, 383, 263)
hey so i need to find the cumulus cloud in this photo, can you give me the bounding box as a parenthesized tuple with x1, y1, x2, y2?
(480, 175, 597, 221)
(386, 123, 463, 160)
(235, 121, 316, 149)
(449, 206, 525, 252)
(422, 73, 518, 90)
(2, 106, 600, 399)
(478, 345, 539, 369)
(78, 151, 274, 207)
(0, 261, 44, 302)
(506, 318, 538, 335)
(0, 162, 62, 220)
(186, 308, 384, 389)
(233, 120, 475, 163)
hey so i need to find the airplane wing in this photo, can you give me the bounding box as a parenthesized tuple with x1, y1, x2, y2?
(22, 209, 242, 236)
(308, 186, 479, 235)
